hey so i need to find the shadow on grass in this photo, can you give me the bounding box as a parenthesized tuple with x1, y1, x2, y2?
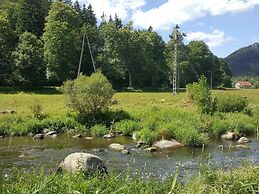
(0, 86, 62, 95)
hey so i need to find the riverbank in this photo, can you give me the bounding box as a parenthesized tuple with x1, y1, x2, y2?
(1, 164, 258, 193)
(0, 89, 259, 147)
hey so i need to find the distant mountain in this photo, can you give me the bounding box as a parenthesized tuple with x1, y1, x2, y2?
(225, 43, 259, 76)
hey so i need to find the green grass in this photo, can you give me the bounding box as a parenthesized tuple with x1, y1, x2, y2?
(1, 164, 258, 193)
(0, 88, 259, 146)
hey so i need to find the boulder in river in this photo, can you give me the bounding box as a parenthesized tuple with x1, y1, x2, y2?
(221, 132, 235, 140)
(103, 134, 115, 138)
(120, 149, 130, 154)
(32, 134, 44, 140)
(154, 139, 182, 149)
(45, 131, 57, 136)
(132, 132, 139, 141)
(73, 134, 83, 139)
(237, 137, 250, 144)
(109, 143, 126, 151)
(144, 147, 157, 152)
(58, 153, 107, 174)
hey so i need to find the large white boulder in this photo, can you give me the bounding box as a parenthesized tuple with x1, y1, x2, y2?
(59, 153, 106, 174)
(154, 139, 182, 149)
(109, 143, 126, 151)
(221, 132, 235, 140)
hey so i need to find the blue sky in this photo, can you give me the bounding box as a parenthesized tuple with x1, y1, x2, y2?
(78, 0, 259, 58)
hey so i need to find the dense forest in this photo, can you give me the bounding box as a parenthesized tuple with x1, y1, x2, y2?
(0, 0, 232, 88)
(226, 43, 259, 76)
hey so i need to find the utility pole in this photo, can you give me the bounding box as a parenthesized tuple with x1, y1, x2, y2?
(77, 33, 86, 76)
(86, 33, 96, 73)
(169, 25, 184, 96)
(77, 31, 97, 77)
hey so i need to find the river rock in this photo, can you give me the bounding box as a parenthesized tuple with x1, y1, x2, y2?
(45, 131, 57, 136)
(73, 134, 83, 138)
(132, 132, 139, 141)
(28, 133, 34, 137)
(42, 128, 50, 134)
(85, 137, 94, 140)
(7, 109, 16, 114)
(32, 134, 44, 140)
(154, 139, 182, 149)
(58, 153, 107, 174)
(237, 137, 250, 144)
(109, 143, 126, 151)
(136, 140, 145, 148)
(144, 147, 157, 152)
(221, 132, 235, 140)
(103, 134, 115, 138)
(121, 149, 130, 154)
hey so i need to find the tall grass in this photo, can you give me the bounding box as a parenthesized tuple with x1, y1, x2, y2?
(1, 164, 258, 193)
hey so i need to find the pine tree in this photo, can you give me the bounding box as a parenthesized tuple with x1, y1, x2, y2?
(17, 0, 49, 37)
(114, 13, 123, 29)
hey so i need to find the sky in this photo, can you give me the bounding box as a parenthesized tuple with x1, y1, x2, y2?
(76, 0, 259, 58)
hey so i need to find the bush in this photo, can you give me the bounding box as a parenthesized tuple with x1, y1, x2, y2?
(30, 103, 46, 119)
(62, 71, 114, 117)
(137, 128, 158, 146)
(216, 95, 248, 113)
(114, 120, 140, 136)
(90, 124, 107, 137)
(187, 76, 216, 114)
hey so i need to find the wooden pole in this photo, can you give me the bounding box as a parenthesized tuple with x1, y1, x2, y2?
(77, 33, 86, 76)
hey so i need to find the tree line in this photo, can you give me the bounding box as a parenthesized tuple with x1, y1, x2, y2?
(0, 0, 232, 88)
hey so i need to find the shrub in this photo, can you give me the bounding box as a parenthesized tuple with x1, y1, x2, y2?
(30, 103, 46, 119)
(137, 128, 158, 146)
(62, 71, 114, 117)
(187, 76, 216, 114)
(114, 120, 140, 136)
(90, 124, 107, 137)
(216, 95, 248, 113)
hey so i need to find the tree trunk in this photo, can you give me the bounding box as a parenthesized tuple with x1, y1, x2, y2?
(128, 70, 132, 88)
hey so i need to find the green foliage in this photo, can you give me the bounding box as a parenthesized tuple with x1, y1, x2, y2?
(216, 95, 248, 113)
(90, 124, 107, 137)
(16, 0, 49, 37)
(30, 103, 45, 119)
(13, 32, 45, 85)
(210, 113, 256, 136)
(0, 15, 16, 85)
(114, 120, 140, 136)
(226, 43, 259, 76)
(0, 115, 85, 136)
(137, 128, 158, 146)
(43, 1, 79, 83)
(187, 76, 216, 114)
(62, 72, 114, 116)
(2, 164, 258, 194)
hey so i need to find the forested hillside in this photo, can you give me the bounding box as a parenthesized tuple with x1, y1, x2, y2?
(0, 0, 231, 88)
(226, 43, 259, 76)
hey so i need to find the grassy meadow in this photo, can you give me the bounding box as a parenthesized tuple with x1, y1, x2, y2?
(0, 88, 259, 145)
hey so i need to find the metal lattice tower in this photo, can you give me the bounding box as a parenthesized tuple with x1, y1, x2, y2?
(169, 25, 184, 96)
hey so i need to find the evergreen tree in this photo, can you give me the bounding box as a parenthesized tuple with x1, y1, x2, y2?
(17, 0, 49, 37)
(114, 14, 123, 29)
(13, 32, 45, 85)
(81, 4, 97, 27)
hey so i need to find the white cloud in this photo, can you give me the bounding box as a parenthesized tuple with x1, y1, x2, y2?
(78, 0, 145, 20)
(186, 29, 233, 48)
(132, 0, 259, 30)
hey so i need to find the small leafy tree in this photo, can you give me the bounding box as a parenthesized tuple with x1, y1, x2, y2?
(187, 76, 216, 114)
(62, 71, 114, 116)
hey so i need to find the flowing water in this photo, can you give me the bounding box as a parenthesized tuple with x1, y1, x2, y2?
(0, 135, 258, 180)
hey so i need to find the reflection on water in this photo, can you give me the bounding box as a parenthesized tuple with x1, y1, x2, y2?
(0, 135, 258, 180)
